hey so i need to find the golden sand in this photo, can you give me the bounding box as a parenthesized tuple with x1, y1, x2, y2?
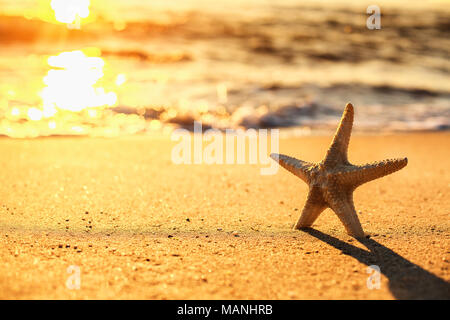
(0, 132, 449, 299)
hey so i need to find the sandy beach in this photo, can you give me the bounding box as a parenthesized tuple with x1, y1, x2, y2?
(0, 0, 448, 302)
(0, 132, 448, 299)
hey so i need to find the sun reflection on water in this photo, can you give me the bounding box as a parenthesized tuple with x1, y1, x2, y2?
(0, 1, 229, 138)
(40, 50, 117, 113)
(51, 0, 90, 24)
(0, 48, 147, 138)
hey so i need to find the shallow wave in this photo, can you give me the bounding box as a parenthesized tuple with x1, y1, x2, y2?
(0, 2, 449, 137)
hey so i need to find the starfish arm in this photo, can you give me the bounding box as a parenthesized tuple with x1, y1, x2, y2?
(270, 153, 313, 183)
(324, 187, 365, 238)
(323, 103, 354, 167)
(337, 158, 408, 187)
(294, 187, 327, 229)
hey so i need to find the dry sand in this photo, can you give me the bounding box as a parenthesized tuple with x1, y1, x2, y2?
(0, 132, 449, 299)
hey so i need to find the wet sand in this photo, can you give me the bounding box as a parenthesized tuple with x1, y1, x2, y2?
(0, 132, 449, 299)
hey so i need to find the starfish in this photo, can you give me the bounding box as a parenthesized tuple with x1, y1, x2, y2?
(270, 103, 407, 238)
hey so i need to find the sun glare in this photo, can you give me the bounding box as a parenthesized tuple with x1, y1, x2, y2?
(51, 0, 90, 24)
(27, 108, 44, 121)
(40, 50, 117, 113)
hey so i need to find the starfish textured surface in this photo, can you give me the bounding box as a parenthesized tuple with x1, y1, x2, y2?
(271, 103, 408, 238)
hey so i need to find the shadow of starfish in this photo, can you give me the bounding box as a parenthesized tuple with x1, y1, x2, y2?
(301, 228, 450, 299)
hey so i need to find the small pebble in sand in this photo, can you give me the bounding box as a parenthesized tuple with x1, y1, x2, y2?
(168, 235, 173, 238)
(186, 218, 190, 222)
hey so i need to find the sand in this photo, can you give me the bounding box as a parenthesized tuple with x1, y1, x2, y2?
(0, 132, 449, 299)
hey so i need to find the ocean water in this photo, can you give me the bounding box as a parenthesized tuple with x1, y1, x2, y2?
(0, 0, 449, 137)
